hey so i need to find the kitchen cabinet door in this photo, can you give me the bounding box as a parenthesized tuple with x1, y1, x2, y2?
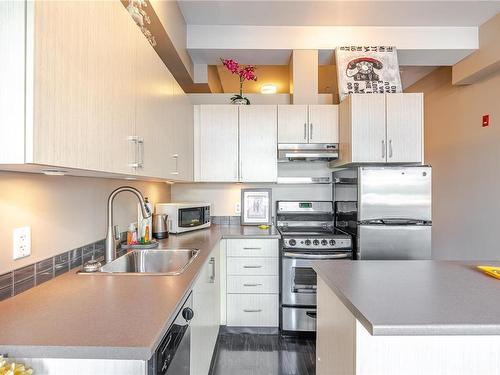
(239, 105, 277, 182)
(191, 242, 220, 375)
(350, 94, 387, 163)
(135, 29, 174, 178)
(278, 105, 309, 143)
(32, 1, 137, 174)
(196, 105, 239, 182)
(170, 80, 194, 181)
(386, 93, 423, 164)
(308, 105, 339, 144)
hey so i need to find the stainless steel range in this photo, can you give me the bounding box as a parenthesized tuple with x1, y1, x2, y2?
(276, 201, 352, 334)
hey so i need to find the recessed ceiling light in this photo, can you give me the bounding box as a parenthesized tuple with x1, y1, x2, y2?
(261, 84, 277, 94)
(42, 169, 67, 176)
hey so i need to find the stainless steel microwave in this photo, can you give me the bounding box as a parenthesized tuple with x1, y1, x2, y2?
(155, 203, 211, 234)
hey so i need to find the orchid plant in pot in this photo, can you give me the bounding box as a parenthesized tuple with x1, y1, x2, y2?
(221, 58, 257, 105)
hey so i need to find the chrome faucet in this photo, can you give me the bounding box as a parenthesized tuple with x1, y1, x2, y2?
(105, 186, 151, 264)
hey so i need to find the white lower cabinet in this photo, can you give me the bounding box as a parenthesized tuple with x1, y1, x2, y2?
(190, 241, 220, 375)
(227, 294, 279, 327)
(223, 238, 279, 327)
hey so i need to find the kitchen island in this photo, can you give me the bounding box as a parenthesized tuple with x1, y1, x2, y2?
(314, 260, 500, 375)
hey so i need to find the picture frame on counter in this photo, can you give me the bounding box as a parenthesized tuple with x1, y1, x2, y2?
(241, 188, 272, 226)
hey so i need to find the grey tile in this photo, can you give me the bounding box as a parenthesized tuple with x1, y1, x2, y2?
(14, 264, 35, 283)
(70, 256, 82, 269)
(36, 258, 53, 274)
(54, 252, 69, 277)
(229, 216, 241, 225)
(82, 244, 95, 263)
(212, 216, 221, 224)
(94, 240, 105, 259)
(0, 285, 12, 301)
(0, 272, 13, 301)
(35, 270, 53, 286)
(69, 247, 83, 269)
(14, 277, 35, 295)
(13, 265, 35, 295)
(0, 272, 12, 289)
(220, 216, 230, 225)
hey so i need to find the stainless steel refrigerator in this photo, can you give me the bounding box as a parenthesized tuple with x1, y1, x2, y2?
(334, 166, 432, 260)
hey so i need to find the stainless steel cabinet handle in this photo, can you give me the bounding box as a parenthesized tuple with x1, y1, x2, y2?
(388, 139, 393, 158)
(382, 139, 386, 159)
(208, 257, 215, 283)
(243, 247, 261, 250)
(243, 265, 263, 269)
(127, 136, 140, 168)
(171, 154, 179, 175)
(137, 138, 144, 168)
(243, 283, 262, 287)
(243, 309, 262, 313)
(309, 123, 313, 140)
(303, 123, 307, 140)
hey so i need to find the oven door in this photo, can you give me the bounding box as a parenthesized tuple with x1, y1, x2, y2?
(281, 252, 351, 306)
(178, 207, 207, 229)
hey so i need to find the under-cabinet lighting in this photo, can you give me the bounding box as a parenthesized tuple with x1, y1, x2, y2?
(42, 169, 67, 176)
(125, 177, 137, 180)
(261, 84, 277, 94)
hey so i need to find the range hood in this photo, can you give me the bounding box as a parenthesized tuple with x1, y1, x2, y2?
(278, 143, 339, 162)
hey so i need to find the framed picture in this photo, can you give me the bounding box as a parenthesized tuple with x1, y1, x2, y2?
(241, 188, 272, 226)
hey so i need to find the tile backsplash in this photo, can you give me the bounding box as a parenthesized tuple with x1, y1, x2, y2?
(0, 238, 106, 302)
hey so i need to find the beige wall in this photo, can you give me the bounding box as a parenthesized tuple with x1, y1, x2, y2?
(406, 67, 500, 260)
(0, 172, 170, 274)
(216, 65, 290, 94)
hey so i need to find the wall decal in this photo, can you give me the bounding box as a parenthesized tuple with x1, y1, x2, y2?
(126, 0, 157, 47)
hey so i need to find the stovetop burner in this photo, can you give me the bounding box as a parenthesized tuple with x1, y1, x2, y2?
(276, 201, 353, 251)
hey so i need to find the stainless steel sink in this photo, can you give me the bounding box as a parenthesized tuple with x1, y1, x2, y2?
(80, 249, 199, 275)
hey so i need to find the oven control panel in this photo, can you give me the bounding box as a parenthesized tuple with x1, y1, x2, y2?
(283, 237, 352, 250)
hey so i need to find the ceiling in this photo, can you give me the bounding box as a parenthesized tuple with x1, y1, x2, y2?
(178, 1, 500, 27)
(176, 1, 499, 89)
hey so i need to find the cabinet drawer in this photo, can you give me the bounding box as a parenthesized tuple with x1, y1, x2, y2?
(226, 239, 278, 258)
(227, 294, 278, 327)
(227, 275, 279, 294)
(227, 257, 278, 276)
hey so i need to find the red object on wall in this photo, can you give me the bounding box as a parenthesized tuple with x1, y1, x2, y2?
(482, 114, 490, 127)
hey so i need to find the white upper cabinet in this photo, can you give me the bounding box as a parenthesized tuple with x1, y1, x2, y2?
(171, 80, 194, 181)
(278, 105, 339, 144)
(333, 93, 423, 167)
(350, 94, 387, 163)
(135, 28, 174, 178)
(195, 105, 239, 182)
(0, 0, 194, 181)
(386, 93, 424, 163)
(194, 105, 278, 183)
(278, 105, 309, 143)
(308, 105, 339, 144)
(239, 105, 278, 182)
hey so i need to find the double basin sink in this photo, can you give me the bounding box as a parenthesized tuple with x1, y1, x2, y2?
(80, 248, 199, 276)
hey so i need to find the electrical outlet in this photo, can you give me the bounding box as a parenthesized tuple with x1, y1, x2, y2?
(13, 226, 31, 260)
(235, 202, 241, 215)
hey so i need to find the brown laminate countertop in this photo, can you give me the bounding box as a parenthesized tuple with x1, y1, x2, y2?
(0, 224, 279, 360)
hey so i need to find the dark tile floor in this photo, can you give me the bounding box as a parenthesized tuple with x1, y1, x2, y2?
(209, 333, 316, 375)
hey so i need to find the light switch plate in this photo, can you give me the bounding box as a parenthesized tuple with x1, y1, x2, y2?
(235, 202, 241, 215)
(13, 226, 31, 260)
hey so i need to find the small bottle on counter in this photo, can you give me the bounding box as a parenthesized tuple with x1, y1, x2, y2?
(127, 223, 138, 245)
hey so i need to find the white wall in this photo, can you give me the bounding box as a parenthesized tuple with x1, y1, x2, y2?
(172, 182, 331, 217)
(0, 171, 170, 274)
